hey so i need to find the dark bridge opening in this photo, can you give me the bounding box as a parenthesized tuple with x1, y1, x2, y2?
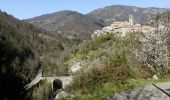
(53, 79, 62, 92)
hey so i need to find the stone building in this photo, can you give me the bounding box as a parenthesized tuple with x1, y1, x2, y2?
(92, 15, 154, 37)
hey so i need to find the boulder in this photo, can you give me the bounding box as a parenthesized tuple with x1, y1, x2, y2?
(54, 91, 74, 100)
(70, 62, 81, 73)
(152, 75, 159, 80)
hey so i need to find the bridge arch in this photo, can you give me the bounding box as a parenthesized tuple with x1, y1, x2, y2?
(52, 79, 63, 92)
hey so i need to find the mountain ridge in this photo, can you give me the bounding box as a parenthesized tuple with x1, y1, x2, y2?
(88, 5, 170, 25)
(26, 10, 104, 44)
(26, 5, 170, 43)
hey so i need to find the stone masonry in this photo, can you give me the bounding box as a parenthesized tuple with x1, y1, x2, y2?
(92, 15, 154, 37)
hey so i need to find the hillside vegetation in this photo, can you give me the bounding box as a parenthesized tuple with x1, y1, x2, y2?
(0, 11, 70, 99)
(26, 10, 104, 44)
(65, 33, 149, 99)
(1, 7, 170, 100)
(64, 11, 170, 99)
(88, 5, 170, 25)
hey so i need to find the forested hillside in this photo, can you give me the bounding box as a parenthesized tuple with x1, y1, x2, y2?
(0, 11, 68, 99)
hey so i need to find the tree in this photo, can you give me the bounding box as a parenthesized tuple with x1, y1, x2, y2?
(135, 18, 170, 74)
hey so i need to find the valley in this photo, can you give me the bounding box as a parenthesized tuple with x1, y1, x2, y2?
(0, 4, 170, 100)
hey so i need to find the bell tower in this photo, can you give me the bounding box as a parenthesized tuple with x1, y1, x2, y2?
(129, 15, 134, 26)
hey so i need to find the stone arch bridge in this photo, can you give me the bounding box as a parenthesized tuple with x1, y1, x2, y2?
(25, 64, 72, 90)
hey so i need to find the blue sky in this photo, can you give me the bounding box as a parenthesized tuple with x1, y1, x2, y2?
(0, 0, 170, 19)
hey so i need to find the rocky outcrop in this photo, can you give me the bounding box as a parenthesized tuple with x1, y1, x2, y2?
(54, 91, 74, 100)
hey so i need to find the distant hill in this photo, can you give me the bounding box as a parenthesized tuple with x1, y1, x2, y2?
(87, 5, 170, 25)
(26, 5, 170, 43)
(26, 10, 105, 43)
(146, 11, 170, 26)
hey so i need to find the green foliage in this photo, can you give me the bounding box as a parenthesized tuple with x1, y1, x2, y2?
(0, 12, 70, 99)
(32, 80, 52, 100)
(65, 32, 148, 99)
(69, 54, 136, 90)
(67, 29, 168, 99)
(0, 20, 38, 99)
(70, 76, 137, 100)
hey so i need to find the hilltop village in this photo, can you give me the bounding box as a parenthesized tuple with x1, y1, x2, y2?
(92, 15, 154, 37)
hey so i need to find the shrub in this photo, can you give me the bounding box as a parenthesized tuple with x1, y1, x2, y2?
(32, 80, 52, 100)
(69, 52, 136, 91)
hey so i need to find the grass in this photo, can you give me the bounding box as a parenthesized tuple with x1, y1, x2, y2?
(32, 80, 52, 100)
(0, 12, 72, 99)
(65, 32, 170, 100)
(136, 76, 170, 86)
(64, 33, 136, 99)
(69, 76, 170, 100)
(71, 82, 135, 100)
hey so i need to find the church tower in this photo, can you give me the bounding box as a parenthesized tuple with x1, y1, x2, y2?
(129, 15, 134, 26)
